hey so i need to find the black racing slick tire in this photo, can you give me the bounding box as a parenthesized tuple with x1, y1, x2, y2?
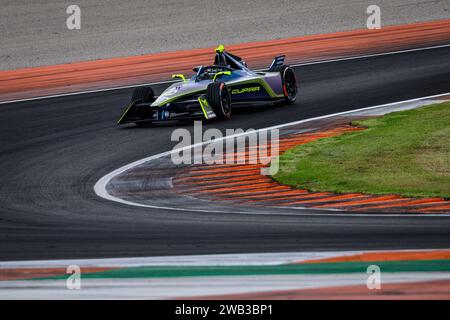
(272, 65, 297, 104)
(131, 86, 155, 103)
(206, 82, 232, 120)
(127, 87, 155, 126)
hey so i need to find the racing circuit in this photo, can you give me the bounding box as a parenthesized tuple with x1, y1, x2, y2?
(0, 2, 450, 298)
(1, 42, 450, 262)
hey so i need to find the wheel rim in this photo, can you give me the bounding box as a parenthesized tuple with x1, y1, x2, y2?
(221, 87, 231, 115)
(284, 69, 297, 100)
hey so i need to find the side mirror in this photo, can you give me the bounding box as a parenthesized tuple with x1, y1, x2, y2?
(213, 71, 231, 82)
(172, 74, 186, 82)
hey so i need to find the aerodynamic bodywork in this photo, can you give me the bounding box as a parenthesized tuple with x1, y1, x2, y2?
(117, 45, 297, 125)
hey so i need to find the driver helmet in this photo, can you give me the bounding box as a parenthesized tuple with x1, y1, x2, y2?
(214, 44, 229, 67)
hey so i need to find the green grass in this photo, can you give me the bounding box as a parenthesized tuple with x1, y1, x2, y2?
(273, 102, 450, 198)
(33, 260, 450, 280)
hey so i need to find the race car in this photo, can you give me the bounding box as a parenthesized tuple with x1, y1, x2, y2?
(117, 45, 297, 125)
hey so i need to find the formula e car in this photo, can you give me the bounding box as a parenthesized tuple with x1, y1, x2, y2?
(117, 45, 297, 125)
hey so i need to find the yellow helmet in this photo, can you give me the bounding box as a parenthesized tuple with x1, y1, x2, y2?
(215, 44, 225, 53)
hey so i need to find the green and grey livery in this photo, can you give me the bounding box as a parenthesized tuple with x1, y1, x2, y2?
(117, 45, 298, 125)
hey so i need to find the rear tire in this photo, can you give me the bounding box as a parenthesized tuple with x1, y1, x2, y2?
(206, 82, 231, 120)
(272, 65, 297, 104)
(131, 87, 155, 103)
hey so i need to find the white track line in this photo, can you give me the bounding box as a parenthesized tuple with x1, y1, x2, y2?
(94, 92, 450, 217)
(0, 248, 446, 268)
(0, 250, 361, 268)
(1, 43, 449, 105)
(3, 273, 450, 300)
(291, 43, 450, 67)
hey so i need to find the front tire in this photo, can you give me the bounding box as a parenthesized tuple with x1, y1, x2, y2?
(131, 86, 155, 103)
(206, 82, 232, 120)
(130, 87, 155, 125)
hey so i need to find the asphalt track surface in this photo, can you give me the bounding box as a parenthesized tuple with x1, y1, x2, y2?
(1, 46, 450, 261)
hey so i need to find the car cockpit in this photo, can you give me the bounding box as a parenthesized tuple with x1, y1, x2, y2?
(193, 45, 249, 81)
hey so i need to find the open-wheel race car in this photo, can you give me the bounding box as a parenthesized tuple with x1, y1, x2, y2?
(117, 45, 297, 125)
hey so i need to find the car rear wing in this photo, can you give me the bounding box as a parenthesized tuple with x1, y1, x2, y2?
(268, 55, 285, 71)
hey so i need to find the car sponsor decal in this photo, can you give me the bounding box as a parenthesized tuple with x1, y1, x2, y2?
(231, 86, 261, 95)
